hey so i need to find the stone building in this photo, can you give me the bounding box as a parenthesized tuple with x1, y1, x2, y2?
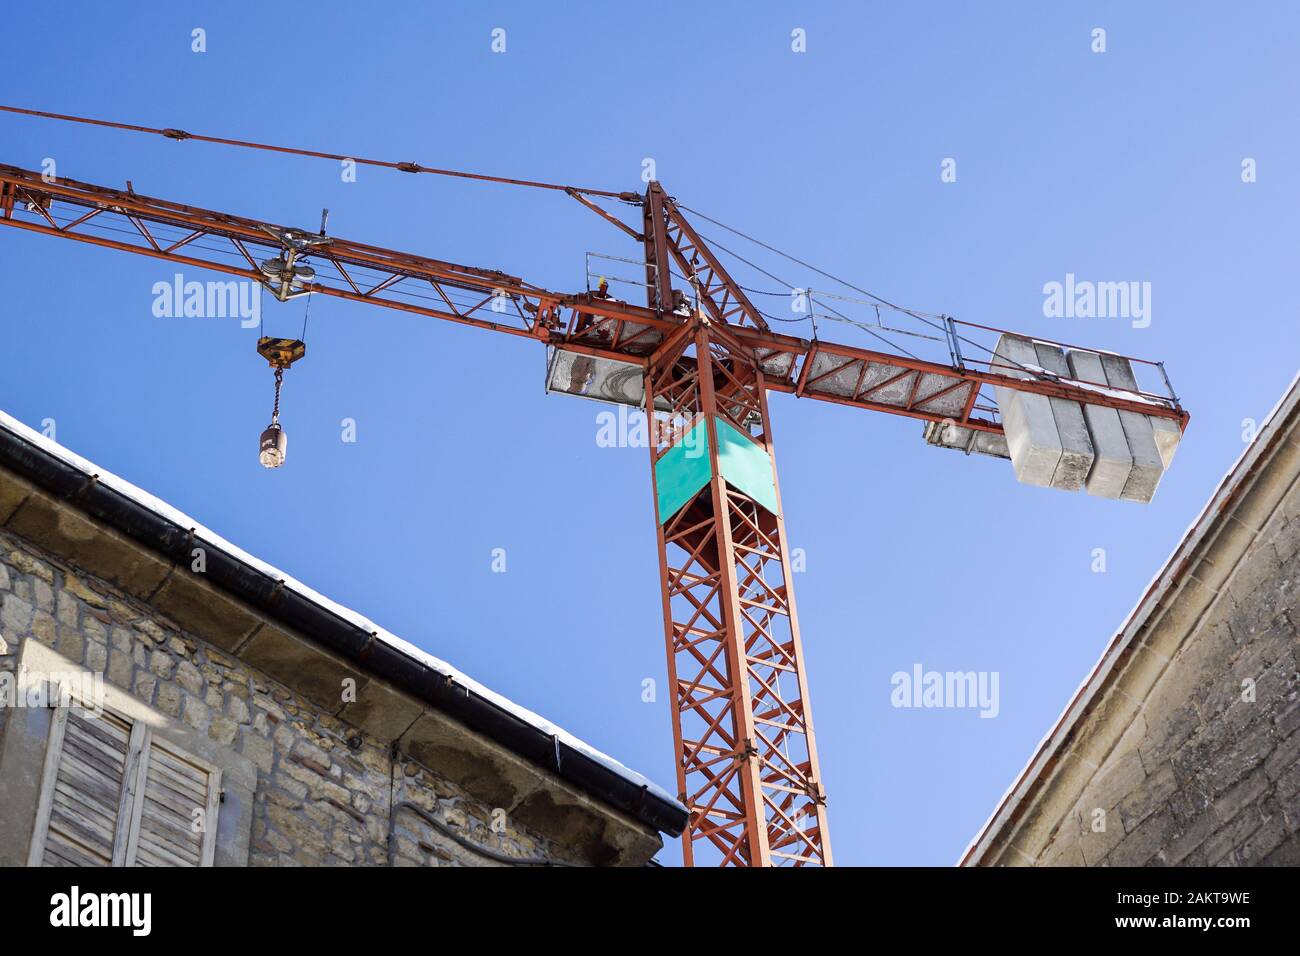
(963, 375, 1300, 867)
(0, 410, 685, 867)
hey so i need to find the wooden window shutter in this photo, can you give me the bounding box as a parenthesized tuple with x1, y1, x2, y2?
(123, 732, 221, 867)
(29, 701, 221, 867)
(27, 707, 140, 867)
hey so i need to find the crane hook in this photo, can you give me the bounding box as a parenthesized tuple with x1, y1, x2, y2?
(256, 337, 305, 469)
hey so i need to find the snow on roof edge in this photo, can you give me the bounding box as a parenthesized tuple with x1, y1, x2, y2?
(0, 409, 681, 812)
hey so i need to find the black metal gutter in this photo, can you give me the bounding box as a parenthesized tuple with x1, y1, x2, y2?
(0, 424, 687, 838)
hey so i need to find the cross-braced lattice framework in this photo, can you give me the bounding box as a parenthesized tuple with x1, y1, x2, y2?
(646, 320, 830, 866)
(0, 156, 1191, 866)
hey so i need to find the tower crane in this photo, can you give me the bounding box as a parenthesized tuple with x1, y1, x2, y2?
(0, 107, 1190, 867)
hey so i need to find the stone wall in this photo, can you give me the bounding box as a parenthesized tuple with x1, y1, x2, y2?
(0, 525, 578, 867)
(1032, 470, 1300, 866)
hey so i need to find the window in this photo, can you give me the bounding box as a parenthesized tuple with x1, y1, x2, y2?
(27, 699, 221, 867)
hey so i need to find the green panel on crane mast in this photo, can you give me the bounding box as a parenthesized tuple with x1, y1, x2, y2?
(654, 417, 779, 524)
(714, 417, 779, 515)
(654, 421, 712, 523)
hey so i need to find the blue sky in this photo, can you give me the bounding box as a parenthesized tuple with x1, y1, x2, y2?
(0, 3, 1296, 865)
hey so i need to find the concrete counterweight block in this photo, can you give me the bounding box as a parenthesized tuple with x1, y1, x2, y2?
(1098, 354, 1166, 503)
(991, 333, 1087, 490)
(1150, 415, 1182, 470)
(1065, 349, 1133, 499)
(1032, 341, 1095, 490)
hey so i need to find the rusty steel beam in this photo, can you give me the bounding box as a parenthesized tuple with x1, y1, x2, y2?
(660, 192, 770, 332)
(645, 319, 831, 866)
(0, 163, 1188, 436)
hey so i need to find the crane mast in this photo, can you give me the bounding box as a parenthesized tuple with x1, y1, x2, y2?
(638, 183, 828, 864)
(645, 319, 830, 865)
(0, 154, 1188, 867)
